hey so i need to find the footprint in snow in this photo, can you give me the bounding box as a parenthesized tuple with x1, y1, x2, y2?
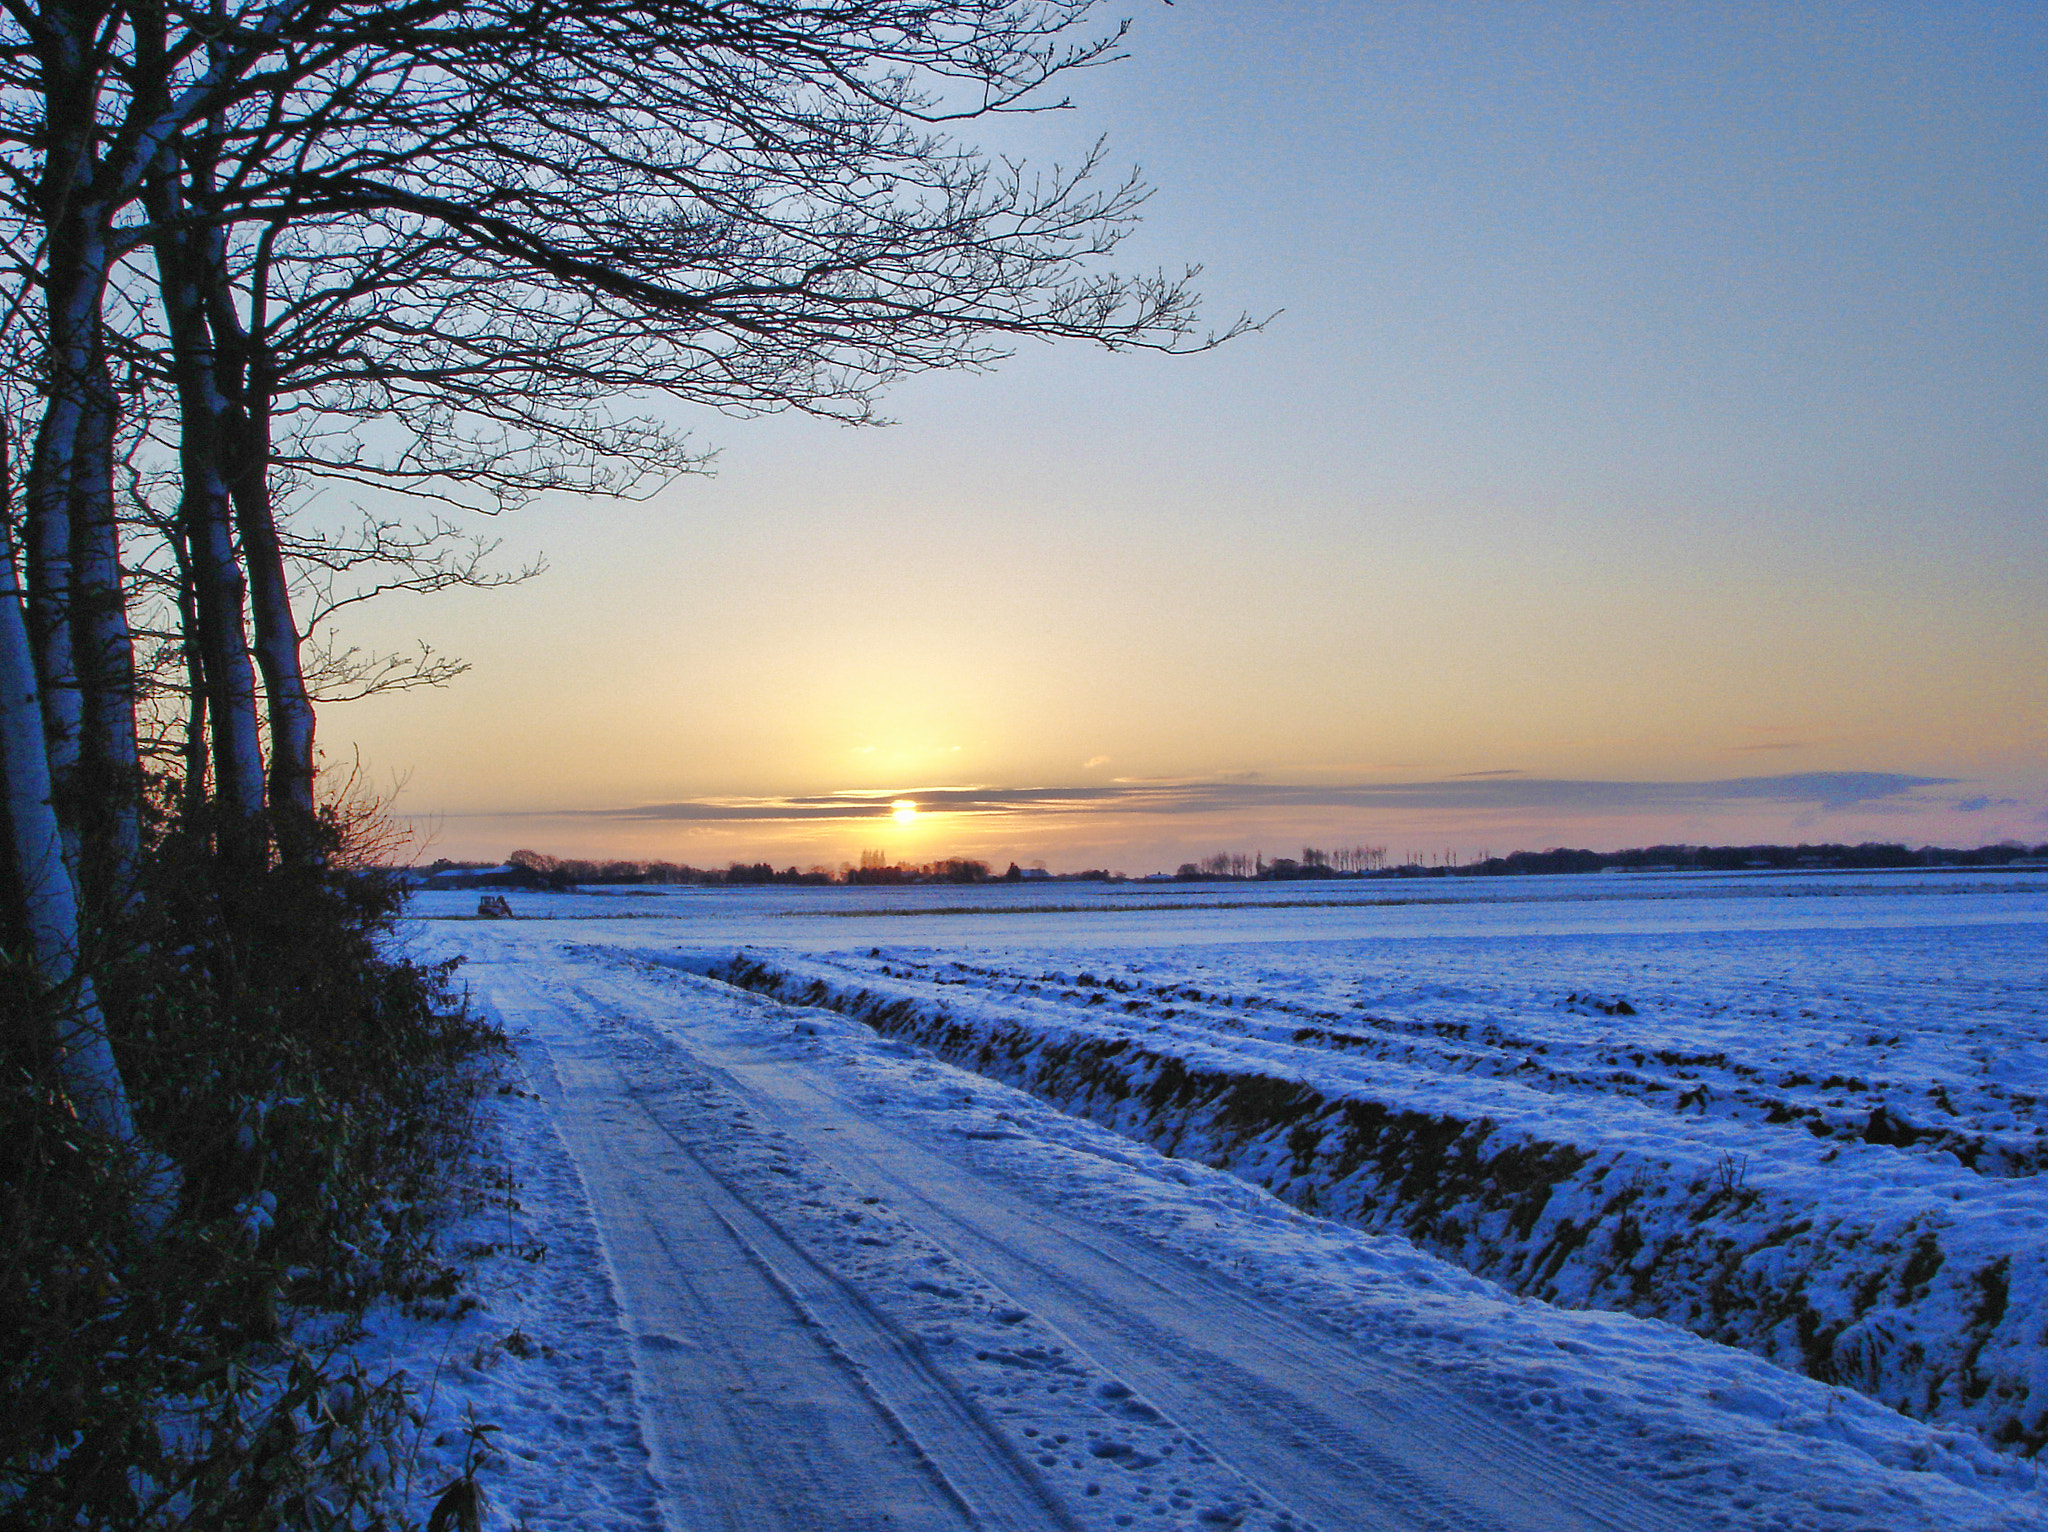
(1089, 1441, 1162, 1470)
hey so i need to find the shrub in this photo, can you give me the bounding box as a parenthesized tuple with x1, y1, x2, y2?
(0, 796, 506, 1529)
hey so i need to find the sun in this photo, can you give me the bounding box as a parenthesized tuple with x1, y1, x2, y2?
(891, 799, 919, 825)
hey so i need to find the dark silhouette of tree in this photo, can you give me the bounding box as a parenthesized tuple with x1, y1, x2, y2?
(0, 0, 1237, 1182)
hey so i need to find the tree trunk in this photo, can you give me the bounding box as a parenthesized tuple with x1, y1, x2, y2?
(23, 272, 93, 868)
(208, 237, 317, 845)
(145, 165, 268, 864)
(0, 0, 179, 1225)
(0, 453, 138, 1148)
(67, 339, 143, 912)
(172, 520, 210, 816)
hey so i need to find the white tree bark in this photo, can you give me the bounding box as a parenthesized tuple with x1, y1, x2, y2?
(69, 345, 144, 906)
(23, 260, 98, 870)
(0, 554, 137, 1148)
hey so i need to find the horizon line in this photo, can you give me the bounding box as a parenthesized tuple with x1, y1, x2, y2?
(417, 770, 1962, 825)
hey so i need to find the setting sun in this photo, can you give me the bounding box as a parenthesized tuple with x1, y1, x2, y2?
(891, 799, 919, 825)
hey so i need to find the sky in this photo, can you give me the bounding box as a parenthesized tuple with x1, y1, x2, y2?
(329, 1, 2048, 874)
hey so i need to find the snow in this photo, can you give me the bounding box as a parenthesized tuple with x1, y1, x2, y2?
(361, 870, 2047, 1529)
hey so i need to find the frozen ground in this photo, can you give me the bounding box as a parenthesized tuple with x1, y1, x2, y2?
(370, 870, 2047, 1529)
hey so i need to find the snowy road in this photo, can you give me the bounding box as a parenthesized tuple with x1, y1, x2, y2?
(511, 952, 1683, 1531)
(414, 915, 2047, 1532)
(506, 967, 1078, 1532)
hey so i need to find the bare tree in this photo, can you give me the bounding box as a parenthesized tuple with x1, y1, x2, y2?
(0, 0, 1241, 1161)
(87, 0, 1240, 868)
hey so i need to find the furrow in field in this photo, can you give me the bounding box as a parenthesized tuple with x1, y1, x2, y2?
(896, 952, 2046, 1173)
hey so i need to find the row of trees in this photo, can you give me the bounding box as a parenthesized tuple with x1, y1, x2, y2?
(433, 852, 1130, 886)
(1179, 841, 2048, 881)
(1466, 841, 2048, 876)
(846, 856, 991, 884)
(480, 850, 991, 886)
(2, 2, 1231, 1176)
(1175, 845, 1391, 880)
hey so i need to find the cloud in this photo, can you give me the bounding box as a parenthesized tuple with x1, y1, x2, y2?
(568, 771, 1955, 824)
(1084, 755, 1111, 769)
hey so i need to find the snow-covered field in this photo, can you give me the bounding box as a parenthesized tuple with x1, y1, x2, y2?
(374, 870, 2048, 1529)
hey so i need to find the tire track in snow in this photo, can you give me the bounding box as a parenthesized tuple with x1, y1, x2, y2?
(667, 1133, 1085, 1532)
(550, 952, 1696, 1532)
(578, 970, 1692, 1532)
(782, 1154, 1649, 1532)
(470, 949, 1077, 1532)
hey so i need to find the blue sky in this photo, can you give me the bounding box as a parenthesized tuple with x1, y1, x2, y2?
(333, 2, 2048, 871)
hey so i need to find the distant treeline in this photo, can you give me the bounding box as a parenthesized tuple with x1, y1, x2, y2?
(1175, 846, 1387, 880)
(1463, 840, 2048, 876)
(413, 839, 2048, 891)
(414, 850, 1127, 889)
(1176, 846, 1388, 879)
(410, 849, 810, 888)
(1172, 840, 2048, 881)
